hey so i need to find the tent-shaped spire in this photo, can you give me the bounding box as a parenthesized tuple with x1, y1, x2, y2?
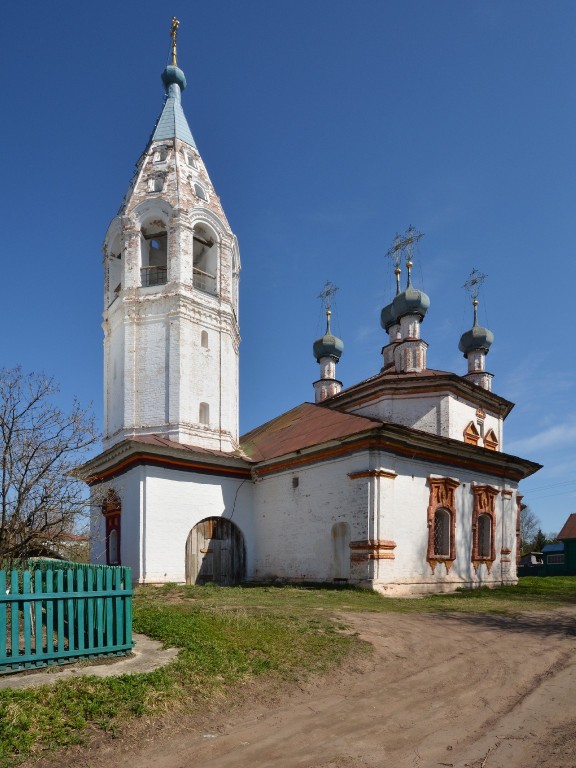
(151, 17, 196, 148)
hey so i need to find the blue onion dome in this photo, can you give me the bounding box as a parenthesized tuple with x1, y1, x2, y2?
(392, 275, 430, 322)
(313, 311, 344, 362)
(380, 302, 398, 332)
(459, 300, 494, 356)
(161, 65, 187, 92)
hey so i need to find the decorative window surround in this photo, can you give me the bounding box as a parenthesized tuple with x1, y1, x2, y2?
(102, 491, 121, 566)
(427, 476, 460, 573)
(471, 485, 499, 571)
(464, 421, 480, 446)
(516, 494, 524, 564)
(484, 428, 499, 451)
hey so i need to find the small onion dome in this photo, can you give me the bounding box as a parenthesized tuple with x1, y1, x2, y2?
(458, 323, 494, 357)
(392, 283, 430, 322)
(380, 302, 398, 332)
(161, 64, 187, 92)
(313, 311, 344, 363)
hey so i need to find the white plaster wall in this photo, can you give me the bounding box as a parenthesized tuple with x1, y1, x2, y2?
(89, 467, 144, 581)
(349, 392, 503, 449)
(252, 454, 372, 582)
(140, 466, 253, 583)
(446, 397, 502, 449)
(351, 393, 446, 434)
(251, 450, 520, 594)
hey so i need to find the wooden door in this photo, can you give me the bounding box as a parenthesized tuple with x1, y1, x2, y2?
(185, 518, 245, 586)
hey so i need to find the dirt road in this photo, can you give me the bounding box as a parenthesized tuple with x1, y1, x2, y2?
(47, 608, 576, 768)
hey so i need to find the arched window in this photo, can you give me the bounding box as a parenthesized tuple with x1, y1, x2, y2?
(108, 529, 119, 565)
(199, 402, 209, 425)
(464, 421, 480, 446)
(471, 485, 498, 566)
(141, 226, 168, 287)
(102, 491, 121, 566)
(194, 182, 207, 201)
(426, 476, 459, 571)
(433, 509, 451, 557)
(193, 225, 217, 295)
(201, 330, 209, 348)
(477, 513, 492, 559)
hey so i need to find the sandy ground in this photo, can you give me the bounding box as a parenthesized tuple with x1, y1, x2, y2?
(32, 608, 576, 768)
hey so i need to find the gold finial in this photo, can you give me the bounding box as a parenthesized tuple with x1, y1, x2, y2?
(170, 17, 180, 66)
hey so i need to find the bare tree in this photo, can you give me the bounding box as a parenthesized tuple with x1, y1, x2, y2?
(520, 505, 541, 554)
(0, 368, 98, 564)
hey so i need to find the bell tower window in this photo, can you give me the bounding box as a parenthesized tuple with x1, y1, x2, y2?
(199, 402, 210, 425)
(194, 182, 207, 201)
(148, 176, 165, 193)
(141, 228, 168, 287)
(193, 226, 217, 295)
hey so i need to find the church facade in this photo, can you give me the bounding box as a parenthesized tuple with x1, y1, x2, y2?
(82, 32, 540, 595)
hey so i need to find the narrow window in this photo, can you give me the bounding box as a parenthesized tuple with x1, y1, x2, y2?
(477, 513, 492, 558)
(194, 182, 207, 200)
(426, 477, 459, 571)
(433, 509, 451, 557)
(471, 485, 498, 565)
(102, 491, 121, 566)
(108, 529, 119, 565)
(154, 147, 168, 162)
(199, 402, 209, 425)
(186, 151, 197, 168)
(201, 330, 209, 348)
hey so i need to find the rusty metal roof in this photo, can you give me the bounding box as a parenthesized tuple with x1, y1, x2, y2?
(558, 513, 576, 539)
(240, 402, 381, 462)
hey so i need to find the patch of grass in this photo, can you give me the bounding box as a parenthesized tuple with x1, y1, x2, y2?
(2, 575, 575, 765)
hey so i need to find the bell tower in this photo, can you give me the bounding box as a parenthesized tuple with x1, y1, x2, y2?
(102, 19, 240, 453)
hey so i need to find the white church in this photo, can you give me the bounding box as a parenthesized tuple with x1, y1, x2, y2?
(83, 24, 541, 595)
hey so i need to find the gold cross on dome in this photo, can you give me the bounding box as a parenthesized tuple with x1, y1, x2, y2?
(170, 17, 180, 66)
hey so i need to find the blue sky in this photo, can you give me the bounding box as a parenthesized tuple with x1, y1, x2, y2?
(2, 1, 575, 534)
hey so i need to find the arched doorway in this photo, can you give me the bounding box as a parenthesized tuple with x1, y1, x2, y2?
(185, 518, 245, 586)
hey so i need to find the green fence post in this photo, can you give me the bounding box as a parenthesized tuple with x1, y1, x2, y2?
(0, 571, 6, 667)
(46, 569, 54, 659)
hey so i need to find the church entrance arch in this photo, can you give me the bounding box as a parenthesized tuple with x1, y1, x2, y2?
(185, 518, 245, 586)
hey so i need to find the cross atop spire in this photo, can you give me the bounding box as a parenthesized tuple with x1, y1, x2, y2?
(463, 268, 488, 325)
(386, 225, 424, 289)
(318, 280, 339, 313)
(170, 17, 180, 66)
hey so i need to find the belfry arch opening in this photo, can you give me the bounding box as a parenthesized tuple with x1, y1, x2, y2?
(193, 224, 217, 295)
(185, 518, 245, 585)
(141, 223, 168, 287)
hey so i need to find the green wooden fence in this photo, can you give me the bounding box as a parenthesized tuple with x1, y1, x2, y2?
(0, 562, 133, 674)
